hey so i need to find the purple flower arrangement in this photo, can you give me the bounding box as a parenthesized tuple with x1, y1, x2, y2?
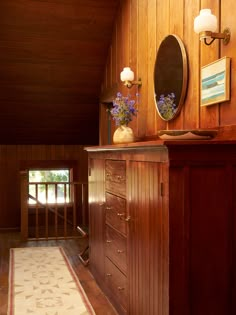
(110, 92, 138, 126)
(157, 92, 177, 120)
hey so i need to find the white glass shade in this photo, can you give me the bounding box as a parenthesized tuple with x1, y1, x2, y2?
(194, 9, 217, 34)
(120, 67, 134, 82)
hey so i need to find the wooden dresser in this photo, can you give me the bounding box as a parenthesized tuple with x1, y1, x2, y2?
(105, 159, 128, 313)
(86, 140, 236, 315)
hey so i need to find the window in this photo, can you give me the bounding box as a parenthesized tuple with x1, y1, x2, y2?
(28, 169, 70, 204)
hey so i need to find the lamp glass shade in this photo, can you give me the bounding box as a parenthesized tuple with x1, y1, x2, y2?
(120, 67, 134, 82)
(194, 9, 217, 34)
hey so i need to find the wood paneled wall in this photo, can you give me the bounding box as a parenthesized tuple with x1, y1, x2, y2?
(0, 145, 88, 229)
(100, 0, 236, 144)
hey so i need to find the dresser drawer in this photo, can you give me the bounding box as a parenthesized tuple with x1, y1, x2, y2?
(105, 192, 127, 236)
(105, 160, 126, 197)
(106, 225, 127, 274)
(105, 257, 127, 311)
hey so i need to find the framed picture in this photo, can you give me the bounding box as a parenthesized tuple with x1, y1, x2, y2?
(201, 56, 231, 106)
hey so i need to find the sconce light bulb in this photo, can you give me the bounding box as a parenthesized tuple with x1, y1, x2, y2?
(194, 9, 217, 34)
(120, 67, 134, 82)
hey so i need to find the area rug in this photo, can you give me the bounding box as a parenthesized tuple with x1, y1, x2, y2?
(8, 246, 95, 315)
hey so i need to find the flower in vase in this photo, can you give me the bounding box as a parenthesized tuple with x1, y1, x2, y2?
(110, 92, 138, 126)
(157, 92, 177, 120)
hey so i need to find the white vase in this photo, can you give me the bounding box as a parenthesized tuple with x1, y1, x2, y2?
(113, 125, 134, 144)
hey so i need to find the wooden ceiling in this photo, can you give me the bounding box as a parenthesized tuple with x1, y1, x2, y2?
(0, 0, 119, 145)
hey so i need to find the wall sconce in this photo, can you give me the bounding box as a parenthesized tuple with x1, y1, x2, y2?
(120, 67, 142, 88)
(194, 9, 230, 46)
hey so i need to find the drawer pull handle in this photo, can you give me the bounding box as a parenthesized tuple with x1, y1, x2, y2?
(106, 206, 112, 210)
(125, 216, 131, 222)
(118, 286, 125, 291)
(117, 249, 124, 253)
(106, 273, 112, 277)
(116, 175, 124, 182)
(106, 240, 112, 243)
(117, 212, 124, 217)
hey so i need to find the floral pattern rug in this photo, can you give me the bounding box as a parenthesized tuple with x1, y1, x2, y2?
(8, 247, 95, 315)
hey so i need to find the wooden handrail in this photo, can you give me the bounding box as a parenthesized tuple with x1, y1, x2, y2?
(28, 181, 87, 185)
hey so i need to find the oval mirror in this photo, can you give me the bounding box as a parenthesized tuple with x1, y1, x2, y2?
(154, 34, 188, 121)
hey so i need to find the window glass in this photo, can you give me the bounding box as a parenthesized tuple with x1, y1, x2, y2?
(28, 169, 70, 204)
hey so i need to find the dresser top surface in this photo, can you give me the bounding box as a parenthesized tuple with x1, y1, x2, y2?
(85, 139, 236, 152)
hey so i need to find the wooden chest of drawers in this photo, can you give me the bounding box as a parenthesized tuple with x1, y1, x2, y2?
(88, 143, 236, 315)
(105, 160, 127, 314)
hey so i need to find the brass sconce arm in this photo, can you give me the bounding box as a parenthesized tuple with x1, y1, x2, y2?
(200, 28, 231, 46)
(123, 79, 142, 89)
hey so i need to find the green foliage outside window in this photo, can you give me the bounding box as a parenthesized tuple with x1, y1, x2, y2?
(28, 170, 70, 204)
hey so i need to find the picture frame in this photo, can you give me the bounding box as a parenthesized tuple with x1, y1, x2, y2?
(201, 56, 231, 107)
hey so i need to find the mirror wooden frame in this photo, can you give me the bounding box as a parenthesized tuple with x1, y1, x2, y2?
(154, 34, 188, 121)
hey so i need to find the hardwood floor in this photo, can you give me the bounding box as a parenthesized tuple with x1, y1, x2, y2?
(0, 230, 118, 315)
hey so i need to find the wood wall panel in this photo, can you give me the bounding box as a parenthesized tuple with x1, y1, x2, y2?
(136, 0, 149, 139)
(111, 27, 118, 87)
(116, 5, 124, 93)
(106, 47, 112, 89)
(168, 0, 184, 131)
(129, 0, 139, 137)
(220, 0, 236, 125)
(0, 144, 87, 229)
(200, 0, 220, 129)
(100, 0, 236, 143)
(183, 0, 200, 130)
(147, 0, 157, 136)
(121, 0, 130, 67)
(155, 0, 170, 132)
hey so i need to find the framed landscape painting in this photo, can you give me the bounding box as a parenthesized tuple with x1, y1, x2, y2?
(201, 56, 231, 106)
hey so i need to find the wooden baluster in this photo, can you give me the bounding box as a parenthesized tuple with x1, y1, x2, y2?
(45, 183, 48, 239)
(82, 183, 88, 226)
(64, 183, 67, 238)
(55, 183, 58, 238)
(35, 183, 39, 239)
(72, 182, 76, 231)
(20, 170, 28, 241)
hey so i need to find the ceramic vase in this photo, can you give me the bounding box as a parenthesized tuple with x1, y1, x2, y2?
(113, 125, 134, 144)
